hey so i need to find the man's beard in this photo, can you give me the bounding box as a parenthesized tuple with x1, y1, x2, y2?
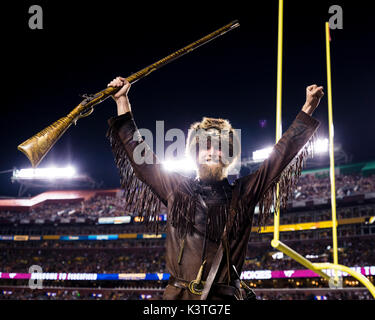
(198, 164, 227, 182)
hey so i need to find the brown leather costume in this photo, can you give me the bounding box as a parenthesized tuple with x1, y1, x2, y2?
(106, 111, 320, 300)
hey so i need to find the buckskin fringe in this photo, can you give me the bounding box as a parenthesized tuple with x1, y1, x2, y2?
(169, 189, 244, 243)
(212, 204, 247, 242)
(207, 205, 229, 243)
(256, 135, 316, 230)
(228, 200, 249, 241)
(107, 127, 164, 234)
(169, 190, 196, 239)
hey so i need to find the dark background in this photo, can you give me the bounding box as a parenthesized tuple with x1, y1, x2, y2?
(0, 0, 374, 197)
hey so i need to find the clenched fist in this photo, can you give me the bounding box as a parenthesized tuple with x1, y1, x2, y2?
(108, 76, 132, 115)
(302, 84, 324, 116)
(108, 76, 131, 100)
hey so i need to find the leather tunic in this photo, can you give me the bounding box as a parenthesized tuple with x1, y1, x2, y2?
(106, 111, 320, 300)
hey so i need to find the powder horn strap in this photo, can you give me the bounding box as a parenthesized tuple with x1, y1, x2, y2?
(200, 207, 237, 300)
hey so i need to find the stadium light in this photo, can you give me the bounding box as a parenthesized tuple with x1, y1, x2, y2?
(162, 158, 197, 173)
(13, 166, 77, 180)
(314, 138, 329, 154)
(252, 147, 273, 162)
(252, 137, 329, 164)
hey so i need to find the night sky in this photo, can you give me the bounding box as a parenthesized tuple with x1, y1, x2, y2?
(1, 1, 374, 197)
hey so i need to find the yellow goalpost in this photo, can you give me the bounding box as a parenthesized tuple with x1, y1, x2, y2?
(269, 0, 375, 298)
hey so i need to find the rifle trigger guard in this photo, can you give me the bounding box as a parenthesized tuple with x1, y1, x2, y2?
(72, 107, 94, 126)
(78, 107, 94, 119)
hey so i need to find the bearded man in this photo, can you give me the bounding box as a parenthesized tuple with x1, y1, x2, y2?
(106, 76, 323, 300)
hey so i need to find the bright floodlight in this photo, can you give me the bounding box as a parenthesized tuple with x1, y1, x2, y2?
(13, 166, 77, 180)
(252, 147, 273, 162)
(314, 138, 329, 154)
(162, 158, 197, 173)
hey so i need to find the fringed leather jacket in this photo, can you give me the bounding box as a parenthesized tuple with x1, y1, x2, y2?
(106, 111, 320, 300)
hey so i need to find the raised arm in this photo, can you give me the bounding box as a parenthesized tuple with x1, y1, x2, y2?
(236, 85, 324, 226)
(106, 77, 185, 212)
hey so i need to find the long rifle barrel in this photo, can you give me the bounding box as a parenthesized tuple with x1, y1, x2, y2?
(17, 20, 240, 168)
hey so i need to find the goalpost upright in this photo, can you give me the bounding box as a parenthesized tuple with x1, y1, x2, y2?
(269, 0, 375, 298)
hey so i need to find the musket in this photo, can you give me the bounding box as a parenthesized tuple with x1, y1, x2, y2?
(18, 20, 240, 168)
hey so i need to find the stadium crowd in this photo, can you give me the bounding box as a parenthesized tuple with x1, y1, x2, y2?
(293, 173, 375, 201)
(256, 290, 373, 300)
(0, 237, 374, 274)
(0, 224, 162, 236)
(0, 288, 372, 300)
(0, 249, 166, 274)
(267, 204, 375, 226)
(0, 203, 373, 234)
(0, 195, 137, 220)
(0, 173, 374, 221)
(1, 172, 374, 300)
(243, 237, 375, 270)
(0, 239, 165, 249)
(0, 288, 146, 300)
